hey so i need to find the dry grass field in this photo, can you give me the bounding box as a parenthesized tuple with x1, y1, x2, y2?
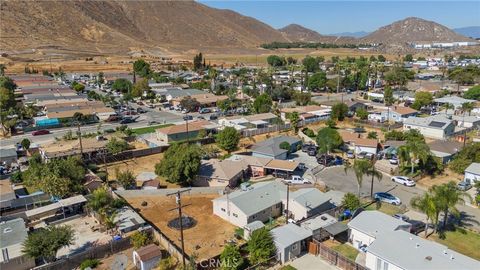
(127, 194, 237, 260)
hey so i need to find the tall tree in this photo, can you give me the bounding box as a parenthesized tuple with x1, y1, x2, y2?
(331, 103, 348, 121)
(111, 78, 133, 94)
(432, 181, 471, 229)
(316, 127, 343, 154)
(288, 112, 300, 134)
(220, 244, 244, 270)
(155, 143, 201, 185)
(133, 59, 151, 78)
(266, 55, 286, 67)
(247, 228, 276, 265)
(384, 86, 394, 125)
(411, 192, 440, 236)
(216, 127, 240, 153)
(442, 102, 454, 115)
(23, 225, 75, 263)
(132, 78, 151, 97)
(307, 72, 327, 91)
(253, 93, 272, 114)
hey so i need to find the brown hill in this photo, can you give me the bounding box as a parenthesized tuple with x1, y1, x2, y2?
(279, 24, 325, 42)
(362, 17, 474, 45)
(279, 24, 357, 44)
(0, 0, 287, 55)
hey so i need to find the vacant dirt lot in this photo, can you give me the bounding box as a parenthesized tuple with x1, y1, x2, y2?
(100, 153, 178, 188)
(127, 194, 237, 260)
(417, 168, 463, 189)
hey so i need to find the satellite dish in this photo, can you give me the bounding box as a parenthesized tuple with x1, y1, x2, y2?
(352, 207, 365, 219)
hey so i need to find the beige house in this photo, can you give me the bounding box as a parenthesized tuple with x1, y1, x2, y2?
(194, 159, 245, 187)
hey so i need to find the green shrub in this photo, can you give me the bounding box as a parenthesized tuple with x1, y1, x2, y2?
(302, 128, 315, 137)
(80, 259, 101, 270)
(96, 171, 107, 181)
(87, 163, 99, 172)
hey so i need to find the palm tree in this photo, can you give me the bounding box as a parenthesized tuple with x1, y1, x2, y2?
(432, 181, 472, 229)
(461, 102, 474, 117)
(442, 102, 454, 116)
(103, 210, 118, 234)
(411, 192, 440, 236)
(367, 161, 383, 199)
(345, 159, 372, 198)
(406, 139, 430, 174)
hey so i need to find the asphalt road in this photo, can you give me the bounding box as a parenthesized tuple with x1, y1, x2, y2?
(316, 166, 480, 231)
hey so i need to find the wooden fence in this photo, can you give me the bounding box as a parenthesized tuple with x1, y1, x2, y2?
(310, 240, 368, 270)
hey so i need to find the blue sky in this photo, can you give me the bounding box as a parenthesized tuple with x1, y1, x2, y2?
(199, 1, 480, 34)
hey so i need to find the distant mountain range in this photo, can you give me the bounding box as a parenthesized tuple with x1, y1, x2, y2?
(278, 24, 356, 44)
(330, 31, 370, 38)
(453, 26, 480, 39)
(0, 0, 475, 56)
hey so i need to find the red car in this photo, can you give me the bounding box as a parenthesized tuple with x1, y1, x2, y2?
(32, 129, 50, 136)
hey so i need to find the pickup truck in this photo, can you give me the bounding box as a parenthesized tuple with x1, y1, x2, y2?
(284, 175, 311, 185)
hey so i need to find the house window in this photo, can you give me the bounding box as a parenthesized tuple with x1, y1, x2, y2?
(221, 208, 226, 212)
(233, 213, 238, 218)
(376, 258, 382, 270)
(383, 261, 389, 270)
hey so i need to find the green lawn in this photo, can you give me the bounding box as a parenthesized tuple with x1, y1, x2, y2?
(331, 243, 359, 261)
(430, 228, 480, 260)
(363, 201, 405, 216)
(279, 266, 297, 270)
(132, 124, 173, 135)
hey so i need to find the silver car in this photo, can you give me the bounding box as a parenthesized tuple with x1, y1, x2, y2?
(457, 181, 472, 191)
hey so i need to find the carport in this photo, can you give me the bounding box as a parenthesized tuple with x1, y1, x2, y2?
(264, 159, 299, 178)
(26, 195, 87, 223)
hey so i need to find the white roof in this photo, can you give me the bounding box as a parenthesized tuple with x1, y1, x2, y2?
(348, 210, 410, 238)
(368, 230, 480, 270)
(465, 162, 480, 175)
(271, 223, 312, 249)
(26, 195, 87, 218)
(301, 213, 337, 232)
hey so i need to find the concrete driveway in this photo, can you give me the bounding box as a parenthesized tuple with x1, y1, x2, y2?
(285, 254, 339, 270)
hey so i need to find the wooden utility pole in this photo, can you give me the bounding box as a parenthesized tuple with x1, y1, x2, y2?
(167, 188, 191, 268)
(77, 123, 84, 160)
(285, 184, 290, 221)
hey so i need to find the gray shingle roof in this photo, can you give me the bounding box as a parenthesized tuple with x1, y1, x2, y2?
(0, 148, 17, 158)
(0, 218, 28, 262)
(252, 136, 301, 157)
(271, 223, 312, 249)
(348, 210, 410, 238)
(368, 230, 480, 270)
(213, 181, 286, 216)
(291, 188, 331, 211)
(403, 115, 452, 130)
(465, 162, 480, 175)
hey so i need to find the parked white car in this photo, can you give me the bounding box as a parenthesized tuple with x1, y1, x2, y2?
(391, 176, 415, 186)
(284, 175, 311, 185)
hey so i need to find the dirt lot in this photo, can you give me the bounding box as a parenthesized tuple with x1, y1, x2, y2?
(127, 194, 237, 261)
(100, 153, 178, 188)
(417, 168, 463, 189)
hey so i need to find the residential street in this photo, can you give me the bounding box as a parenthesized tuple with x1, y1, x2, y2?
(316, 166, 480, 231)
